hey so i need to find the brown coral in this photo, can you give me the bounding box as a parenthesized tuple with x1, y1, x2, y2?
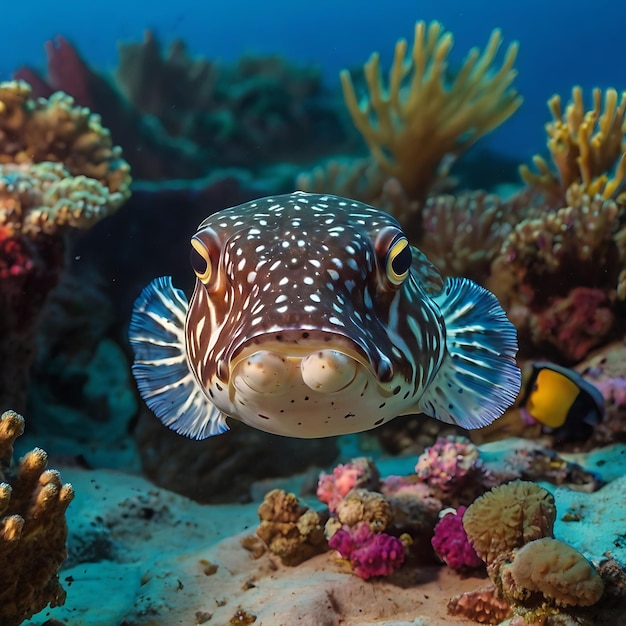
(0, 409, 74, 626)
(501, 537, 604, 608)
(256, 489, 327, 566)
(462, 480, 556, 566)
(341, 20, 521, 204)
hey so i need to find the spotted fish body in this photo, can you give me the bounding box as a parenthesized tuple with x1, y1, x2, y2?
(129, 192, 521, 439)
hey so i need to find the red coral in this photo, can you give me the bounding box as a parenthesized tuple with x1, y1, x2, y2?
(329, 522, 405, 579)
(431, 506, 483, 571)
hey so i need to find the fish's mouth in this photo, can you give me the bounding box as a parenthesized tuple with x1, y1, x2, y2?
(226, 330, 391, 397)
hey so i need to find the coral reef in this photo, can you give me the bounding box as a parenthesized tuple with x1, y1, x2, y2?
(0, 80, 130, 411)
(489, 87, 626, 362)
(255, 488, 327, 566)
(0, 410, 74, 626)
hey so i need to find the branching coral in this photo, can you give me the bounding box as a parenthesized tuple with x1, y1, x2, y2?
(340, 20, 521, 204)
(0, 410, 74, 626)
(520, 87, 626, 204)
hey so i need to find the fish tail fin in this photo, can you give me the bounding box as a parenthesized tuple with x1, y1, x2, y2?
(418, 277, 521, 429)
(129, 277, 228, 439)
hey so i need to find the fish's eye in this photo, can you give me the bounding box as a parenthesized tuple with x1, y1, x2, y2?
(190, 238, 212, 283)
(385, 236, 412, 285)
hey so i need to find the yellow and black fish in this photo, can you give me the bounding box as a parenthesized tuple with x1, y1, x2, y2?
(518, 362, 605, 442)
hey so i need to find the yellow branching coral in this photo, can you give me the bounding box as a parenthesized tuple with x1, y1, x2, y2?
(341, 21, 521, 202)
(0, 409, 74, 626)
(520, 87, 626, 203)
(0, 80, 131, 235)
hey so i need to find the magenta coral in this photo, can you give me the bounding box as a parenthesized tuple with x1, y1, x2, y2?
(329, 522, 405, 579)
(431, 507, 482, 570)
(317, 457, 380, 513)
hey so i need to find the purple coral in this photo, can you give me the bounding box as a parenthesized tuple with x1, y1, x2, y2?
(329, 522, 405, 579)
(317, 457, 380, 513)
(431, 506, 483, 570)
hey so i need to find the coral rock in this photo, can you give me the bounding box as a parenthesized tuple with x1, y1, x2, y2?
(335, 488, 391, 533)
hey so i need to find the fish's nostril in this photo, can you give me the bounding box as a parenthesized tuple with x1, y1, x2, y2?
(237, 351, 296, 394)
(301, 350, 358, 393)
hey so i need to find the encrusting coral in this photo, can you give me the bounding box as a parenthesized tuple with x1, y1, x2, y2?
(339, 20, 521, 207)
(0, 409, 74, 626)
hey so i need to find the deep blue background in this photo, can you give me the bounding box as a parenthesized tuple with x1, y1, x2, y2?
(1, 0, 623, 160)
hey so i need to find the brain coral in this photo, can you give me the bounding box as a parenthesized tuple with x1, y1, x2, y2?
(501, 536, 604, 608)
(462, 480, 556, 565)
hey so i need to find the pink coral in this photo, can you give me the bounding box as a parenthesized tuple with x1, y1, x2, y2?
(414, 436, 491, 505)
(329, 522, 405, 579)
(317, 457, 380, 513)
(431, 507, 483, 571)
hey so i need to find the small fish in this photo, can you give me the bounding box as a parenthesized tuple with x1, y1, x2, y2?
(519, 362, 604, 442)
(129, 192, 520, 439)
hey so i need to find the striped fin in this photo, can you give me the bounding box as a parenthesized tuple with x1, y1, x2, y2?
(418, 277, 521, 428)
(129, 277, 228, 439)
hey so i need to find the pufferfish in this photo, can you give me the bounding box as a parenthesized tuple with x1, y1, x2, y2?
(129, 192, 521, 439)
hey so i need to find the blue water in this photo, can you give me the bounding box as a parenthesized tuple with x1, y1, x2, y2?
(1, 0, 623, 158)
